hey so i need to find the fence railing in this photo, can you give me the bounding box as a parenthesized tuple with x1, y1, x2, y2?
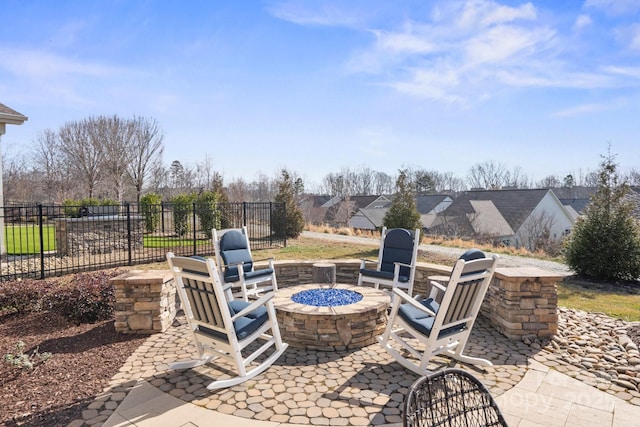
(0, 202, 286, 281)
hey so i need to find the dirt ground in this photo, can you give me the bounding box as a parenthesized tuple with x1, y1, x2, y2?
(0, 311, 148, 426)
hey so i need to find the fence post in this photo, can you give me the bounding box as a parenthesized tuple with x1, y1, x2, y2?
(242, 202, 247, 228)
(161, 201, 165, 233)
(38, 204, 45, 280)
(126, 202, 133, 265)
(192, 202, 197, 256)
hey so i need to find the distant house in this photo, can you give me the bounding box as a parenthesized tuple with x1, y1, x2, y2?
(298, 194, 332, 225)
(416, 194, 453, 230)
(430, 188, 574, 250)
(349, 194, 452, 231)
(551, 187, 596, 221)
(348, 196, 392, 230)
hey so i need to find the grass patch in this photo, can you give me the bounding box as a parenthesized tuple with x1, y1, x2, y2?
(558, 280, 640, 322)
(5, 224, 56, 254)
(254, 237, 379, 261)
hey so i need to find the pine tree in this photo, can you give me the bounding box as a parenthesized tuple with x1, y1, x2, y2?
(564, 149, 640, 282)
(273, 169, 305, 239)
(383, 169, 422, 232)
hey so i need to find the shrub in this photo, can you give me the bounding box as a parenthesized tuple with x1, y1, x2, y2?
(3, 341, 51, 370)
(0, 279, 55, 315)
(196, 191, 220, 239)
(171, 193, 195, 236)
(140, 192, 163, 233)
(564, 150, 640, 282)
(46, 271, 118, 323)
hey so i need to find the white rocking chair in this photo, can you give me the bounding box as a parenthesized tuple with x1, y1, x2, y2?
(213, 226, 277, 301)
(378, 251, 498, 376)
(357, 227, 420, 299)
(166, 252, 288, 390)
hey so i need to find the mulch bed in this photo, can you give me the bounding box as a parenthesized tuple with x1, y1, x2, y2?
(0, 311, 148, 427)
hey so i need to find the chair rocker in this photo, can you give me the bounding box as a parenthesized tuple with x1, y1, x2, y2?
(404, 368, 507, 427)
(166, 252, 288, 390)
(378, 252, 498, 376)
(213, 226, 278, 301)
(357, 227, 420, 299)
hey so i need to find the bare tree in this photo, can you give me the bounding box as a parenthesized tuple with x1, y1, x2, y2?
(536, 175, 561, 188)
(32, 129, 75, 203)
(439, 172, 466, 194)
(227, 177, 251, 202)
(128, 116, 164, 202)
(504, 166, 531, 189)
(2, 149, 34, 203)
(99, 115, 136, 202)
(58, 118, 104, 198)
(373, 171, 394, 194)
(521, 210, 557, 253)
(467, 160, 508, 190)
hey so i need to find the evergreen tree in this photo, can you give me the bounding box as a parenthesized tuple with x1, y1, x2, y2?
(383, 169, 422, 232)
(564, 149, 640, 282)
(273, 169, 305, 239)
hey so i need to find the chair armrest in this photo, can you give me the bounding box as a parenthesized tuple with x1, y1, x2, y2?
(360, 258, 376, 268)
(230, 292, 274, 320)
(392, 288, 437, 317)
(428, 280, 446, 299)
(393, 261, 412, 268)
(252, 257, 274, 263)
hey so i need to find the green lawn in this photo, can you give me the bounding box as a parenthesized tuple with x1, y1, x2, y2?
(4, 224, 56, 254)
(3, 225, 211, 254)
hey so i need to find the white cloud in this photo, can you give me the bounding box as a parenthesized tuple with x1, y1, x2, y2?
(464, 25, 555, 65)
(373, 29, 437, 54)
(0, 47, 124, 79)
(457, 0, 536, 29)
(573, 14, 592, 31)
(584, 0, 640, 16)
(267, 1, 360, 27)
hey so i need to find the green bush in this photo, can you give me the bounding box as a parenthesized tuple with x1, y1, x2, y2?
(564, 152, 640, 282)
(171, 193, 195, 236)
(140, 193, 163, 233)
(196, 191, 220, 239)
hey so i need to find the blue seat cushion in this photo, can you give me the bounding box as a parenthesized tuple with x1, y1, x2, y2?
(244, 268, 274, 281)
(359, 268, 410, 283)
(398, 298, 465, 338)
(198, 300, 269, 341)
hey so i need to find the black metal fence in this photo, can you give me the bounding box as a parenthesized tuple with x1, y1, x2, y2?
(0, 202, 286, 281)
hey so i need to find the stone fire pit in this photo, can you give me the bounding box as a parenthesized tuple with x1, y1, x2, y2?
(273, 283, 390, 351)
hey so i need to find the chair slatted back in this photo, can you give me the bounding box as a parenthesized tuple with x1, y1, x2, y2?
(169, 256, 227, 332)
(440, 257, 497, 327)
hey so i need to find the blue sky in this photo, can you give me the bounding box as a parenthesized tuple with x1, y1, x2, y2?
(1, 0, 640, 188)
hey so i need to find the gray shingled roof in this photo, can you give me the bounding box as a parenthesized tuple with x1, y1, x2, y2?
(441, 188, 551, 232)
(415, 194, 448, 214)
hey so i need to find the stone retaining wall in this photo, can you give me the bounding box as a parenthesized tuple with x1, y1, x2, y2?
(55, 216, 144, 256)
(112, 259, 563, 341)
